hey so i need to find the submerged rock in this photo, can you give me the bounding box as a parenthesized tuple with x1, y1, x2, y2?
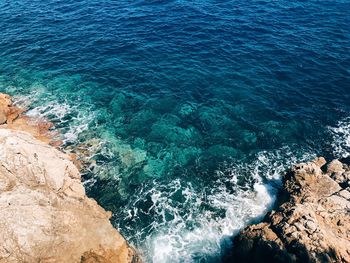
(228, 157, 350, 263)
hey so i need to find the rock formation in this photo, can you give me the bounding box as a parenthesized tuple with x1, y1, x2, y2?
(0, 93, 25, 125)
(0, 93, 140, 263)
(0, 93, 59, 146)
(227, 157, 350, 263)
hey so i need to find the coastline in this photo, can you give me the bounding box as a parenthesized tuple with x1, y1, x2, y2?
(226, 157, 350, 262)
(1, 92, 350, 262)
(0, 93, 140, 262)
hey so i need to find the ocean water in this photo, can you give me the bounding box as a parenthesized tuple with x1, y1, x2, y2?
(1, 0, 350, 262)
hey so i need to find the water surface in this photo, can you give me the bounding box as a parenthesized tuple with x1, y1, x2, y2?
(0, 0, 350, 262)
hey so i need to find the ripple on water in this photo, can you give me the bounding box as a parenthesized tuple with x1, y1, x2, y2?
(0, 0, 349, 261)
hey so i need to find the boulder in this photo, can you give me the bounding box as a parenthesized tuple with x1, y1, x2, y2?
(0, 129, 140, 263)
(0, 93, 21, 124)
(228, 158, 350, 263)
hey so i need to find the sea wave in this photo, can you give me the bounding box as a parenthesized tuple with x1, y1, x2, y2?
(13, 94, 94, 144)
(118, 147, 314, 262)
(329, 117, 350, 158)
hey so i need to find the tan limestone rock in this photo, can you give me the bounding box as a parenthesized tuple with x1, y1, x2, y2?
(0, 129, 140, 263)
(0, 93, 60, 146)
(228, 157, 350, 263)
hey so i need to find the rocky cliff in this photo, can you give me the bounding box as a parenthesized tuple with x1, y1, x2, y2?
(227, 157, 350, 263)
(0, 94, 139, 263)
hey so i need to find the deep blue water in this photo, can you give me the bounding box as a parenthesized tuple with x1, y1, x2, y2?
(1, 0, 350, 262)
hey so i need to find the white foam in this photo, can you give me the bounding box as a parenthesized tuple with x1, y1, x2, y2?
(3, 87, 93, 145)
(25, 101, 93, 143)
(11, 84, 47, 107)
(26, 102, 71, 120)
(125, 147, 314, 263)
(329, 117, 350, 157)
(145, 181, 272, 263)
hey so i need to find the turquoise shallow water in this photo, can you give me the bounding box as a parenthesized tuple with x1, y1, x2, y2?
(1, 0, 350, 262)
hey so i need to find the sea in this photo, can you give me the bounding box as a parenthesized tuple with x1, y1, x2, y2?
(0, 0, 349, 262)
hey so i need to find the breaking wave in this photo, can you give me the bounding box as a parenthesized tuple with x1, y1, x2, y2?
(329, 117, 350, 158)
(117, 148, 314, 262)
(13, 93, 94, 144)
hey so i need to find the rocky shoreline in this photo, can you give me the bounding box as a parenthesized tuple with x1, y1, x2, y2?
(226, 157, 350, 263)
(0, 93, 140, 263)
(1, 92, 350, 263)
